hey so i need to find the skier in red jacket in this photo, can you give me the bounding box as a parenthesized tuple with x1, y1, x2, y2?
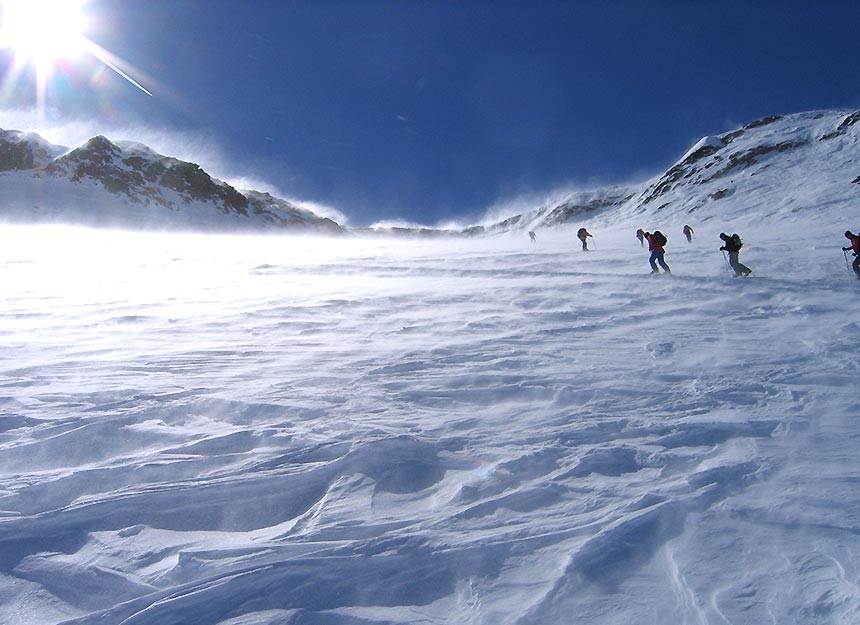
(843, 230, 860, 279)
(644, 231, 671, 274)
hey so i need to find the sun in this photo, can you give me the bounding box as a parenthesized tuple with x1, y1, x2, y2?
(0, 0, 88, 76)
(0, 0, 152, 109)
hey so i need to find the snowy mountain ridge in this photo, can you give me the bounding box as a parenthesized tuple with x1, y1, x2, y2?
(473, 109, 860, 236)
(2, 108, 858, 236)
(0, 130, 344, 234)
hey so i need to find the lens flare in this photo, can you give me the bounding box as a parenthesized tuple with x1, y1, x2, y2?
(0, 0, 152, 116)
(1, 0, 86, 63)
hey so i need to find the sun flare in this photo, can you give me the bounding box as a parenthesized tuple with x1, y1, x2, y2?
(0, 0, 87, 74)
(0, 0, 152, 110)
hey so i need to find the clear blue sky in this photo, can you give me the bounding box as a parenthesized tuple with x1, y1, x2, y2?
(3, 0, 860, 226)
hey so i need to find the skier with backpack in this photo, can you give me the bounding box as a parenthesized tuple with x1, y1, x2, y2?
(577, 227, 592, 251)
(842, 230, 860, 279)
(719, 233, 752, 277)
(644, 231, 671, 274)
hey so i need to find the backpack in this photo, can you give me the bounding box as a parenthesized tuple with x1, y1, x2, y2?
(730, 233, 743, 249)
(653, 231, 667, 246)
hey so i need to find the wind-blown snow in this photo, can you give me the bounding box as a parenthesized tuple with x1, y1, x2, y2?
(1, 220, 859, 625)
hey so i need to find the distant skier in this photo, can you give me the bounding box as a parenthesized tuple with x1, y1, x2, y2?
(644, 231, 671, 274)
(842, 230, 860, 279)
(529, 231, 537, 243)
(719, 232, 752, 277)
(683, 224, 694, 242)
(636, 228, 645, 247)
(577, 227, 592, 251)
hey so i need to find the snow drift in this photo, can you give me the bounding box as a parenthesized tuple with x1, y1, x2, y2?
(1, 211, 860, 625)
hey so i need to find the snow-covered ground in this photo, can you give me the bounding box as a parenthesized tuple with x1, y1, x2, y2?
(1, 222, 859, 625)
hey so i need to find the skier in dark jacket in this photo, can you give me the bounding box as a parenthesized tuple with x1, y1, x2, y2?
(636, 228, 645, 247)
(843, 230, 860, 279)
(720, 233, 752, 277)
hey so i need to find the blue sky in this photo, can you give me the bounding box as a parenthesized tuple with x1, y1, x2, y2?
(3, 0, 860, 226)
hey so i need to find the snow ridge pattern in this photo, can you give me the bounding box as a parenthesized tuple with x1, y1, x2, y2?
(1, 222, 859, 624)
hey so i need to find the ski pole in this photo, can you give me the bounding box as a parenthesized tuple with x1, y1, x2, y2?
(721, 250, 732, 274)
(845, 250, 857, 280)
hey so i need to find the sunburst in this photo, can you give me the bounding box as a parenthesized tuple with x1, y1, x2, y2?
(0, 0, 152, 114)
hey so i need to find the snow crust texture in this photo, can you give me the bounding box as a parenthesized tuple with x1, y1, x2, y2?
(1, 222, 859, 625)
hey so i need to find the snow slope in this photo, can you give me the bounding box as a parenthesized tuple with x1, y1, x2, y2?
(1, 217, 859, 624)
(491, 109, 860, 235)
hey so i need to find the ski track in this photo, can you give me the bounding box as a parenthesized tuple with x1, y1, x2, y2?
(0, 225, 859, 625)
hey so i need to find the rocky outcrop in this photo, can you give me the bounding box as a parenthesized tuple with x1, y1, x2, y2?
(245, 191, 343, 234)
(44, 136, 251, 215)
(703, 140, 809, 183)
(820, 110, 860, 141)
(540, 193, 634, 227)
(0, 130, 64, 171)
(636, 114, 832, 208)
(159, 161, 249, 215)
(0, 136, 39, 171)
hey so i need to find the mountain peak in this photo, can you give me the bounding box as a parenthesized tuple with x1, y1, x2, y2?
(0, 130, 344, 234)
(0, 128, 67, 172)
(82, 134, 119, 152)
